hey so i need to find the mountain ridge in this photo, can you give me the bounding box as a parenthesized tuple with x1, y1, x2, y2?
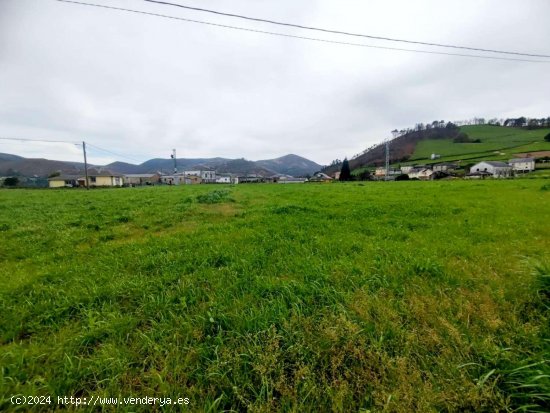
(0, 153, 322, 178)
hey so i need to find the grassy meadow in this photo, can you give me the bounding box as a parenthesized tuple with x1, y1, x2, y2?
(409, 126, 550, 163)
(1, 181, 549, 412)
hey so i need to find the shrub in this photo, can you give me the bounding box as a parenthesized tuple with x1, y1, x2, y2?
(196, 190, 232, 204)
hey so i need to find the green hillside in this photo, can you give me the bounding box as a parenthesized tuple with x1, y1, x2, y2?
(408, 125, 550, 164)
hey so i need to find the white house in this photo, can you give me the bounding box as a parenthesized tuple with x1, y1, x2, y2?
(509, 158, 535, 172)
(216, 175, 231, 184)
(469, 161, 512, 178)
(200, 170, 216, 183)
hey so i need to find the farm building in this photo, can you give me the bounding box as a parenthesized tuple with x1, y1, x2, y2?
(124, 173, 160, 186)
(469, 161, 512, 178)
(509, 158, 535, 172)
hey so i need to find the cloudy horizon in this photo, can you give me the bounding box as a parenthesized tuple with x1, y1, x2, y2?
(1, 0, 549, 166)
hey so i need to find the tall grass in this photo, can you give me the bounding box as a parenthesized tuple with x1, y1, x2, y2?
(0, 180, 549, 411)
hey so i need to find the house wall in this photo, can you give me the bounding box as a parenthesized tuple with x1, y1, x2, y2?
(90, 176, 123, 187)
(511, 161, 535, 171)
(49, 180, 66, 188)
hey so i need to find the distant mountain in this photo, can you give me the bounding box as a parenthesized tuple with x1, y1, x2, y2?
(215, 159, 276, 177)
(0, 153, 24, 162)
(139, 157, 231, 174)
(104, 161, 145, 174)
(256, 154, 322, 177)
(0, 152, 321, 178)
(0, 158, 84, 177)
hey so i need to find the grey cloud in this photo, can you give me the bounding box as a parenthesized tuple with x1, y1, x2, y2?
(0, 0, 549, 165)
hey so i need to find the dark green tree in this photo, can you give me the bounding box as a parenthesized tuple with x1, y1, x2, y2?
(339, 158, 351, 181)
(3, 177, 19, 187)
(545, 132, 550, 142)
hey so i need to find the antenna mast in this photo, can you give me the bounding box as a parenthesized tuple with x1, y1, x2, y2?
(171, 149, 177, 173)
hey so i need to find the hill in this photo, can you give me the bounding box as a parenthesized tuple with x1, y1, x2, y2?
(325, 125, 550, 174)
(104, 161, 145, 175)
(139, 157, 231, 174)
(0, 153, 24, 162)
(0, 153, 320, 178)
(256, 154, 322, 177)
(408, 125, 550, 165)
(0, 158, 85, 177)
(215, 158, 276, 176)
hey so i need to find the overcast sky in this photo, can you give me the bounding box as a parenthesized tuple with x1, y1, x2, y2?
(0, 0, 549, 165)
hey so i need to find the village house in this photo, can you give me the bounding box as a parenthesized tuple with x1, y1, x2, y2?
(215, 174, 232, 184)
(160, 174, 187, 185)
(48, 175, 81, 188)
(407, 167, 433, 180)
(469, 161, 512, 178)
(124, 173, 160, 186)
(433, 162, 458, 173)
(277, 176, 307, 184)
(375, 167, 400, 178)
(83, 170, 124, 187)
(200, 170, 216, 183)
(509, 158, 535, 172)
(49, 170, 123, 188)
(309, 172, 333, 183)
(178, 170, 217, 183)
(400, 165, 415, 174)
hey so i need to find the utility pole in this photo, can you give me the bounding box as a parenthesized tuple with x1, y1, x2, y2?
(385, 140, 390, 181)
(82, 140, 89, 190)
(171, 149, 177, 173)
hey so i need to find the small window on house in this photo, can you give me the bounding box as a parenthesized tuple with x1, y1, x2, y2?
(91, 176, 96, 183)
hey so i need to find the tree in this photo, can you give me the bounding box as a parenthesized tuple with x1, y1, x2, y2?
(544, 132, 550, 142)
(3, 177, 19, 187)
(339, 158, 351, 181)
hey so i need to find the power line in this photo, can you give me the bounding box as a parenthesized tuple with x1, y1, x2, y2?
(53, 0, 549, 63)
(137, 0, 550, 59)
(85, 142, 143, 164)
(0, 136, 80, 145)
(0, 137, 144, 164)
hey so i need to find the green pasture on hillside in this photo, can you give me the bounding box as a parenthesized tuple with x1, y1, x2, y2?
(1, 181, 549, 412)
(409, 126, 550, 162)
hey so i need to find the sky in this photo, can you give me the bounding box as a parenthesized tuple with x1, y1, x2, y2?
(0, 0, 549, 166)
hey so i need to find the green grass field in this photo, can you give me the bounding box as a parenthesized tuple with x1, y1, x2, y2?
(409, 126, 550, 163)
(1, 182, 549, 412)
